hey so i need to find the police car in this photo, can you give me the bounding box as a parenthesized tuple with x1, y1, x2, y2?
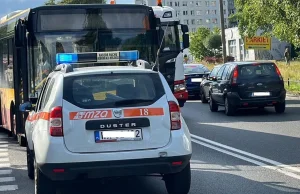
(19, 50, 192, 194)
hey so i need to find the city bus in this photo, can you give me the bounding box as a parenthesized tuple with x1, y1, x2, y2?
(151, 4, 189, 107)
(0, 4, 189, 147)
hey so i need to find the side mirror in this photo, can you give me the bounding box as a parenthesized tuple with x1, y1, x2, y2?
(180, 24, 189, 33)
(19, 102, 33, 112)
(182, 34, 189, 49)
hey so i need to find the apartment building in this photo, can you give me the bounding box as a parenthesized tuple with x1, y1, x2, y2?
(135, 0, 237, 32)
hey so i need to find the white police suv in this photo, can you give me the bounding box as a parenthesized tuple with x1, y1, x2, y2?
(19, 50, 192, 194)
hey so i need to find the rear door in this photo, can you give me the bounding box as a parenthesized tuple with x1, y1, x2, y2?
(62, 71, 172, 153)
(235, 63, 284, 99)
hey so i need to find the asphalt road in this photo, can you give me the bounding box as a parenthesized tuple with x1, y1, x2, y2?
(1, 96, 300, 194)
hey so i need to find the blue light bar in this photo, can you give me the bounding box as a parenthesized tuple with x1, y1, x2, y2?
(119, 51, 139, 61)
(56, 53, 78, 64)
(56, 50, 139, 65)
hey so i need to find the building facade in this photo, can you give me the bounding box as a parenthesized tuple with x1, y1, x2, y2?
(225, 27, 290, 61)
(135, 0, 238, 33)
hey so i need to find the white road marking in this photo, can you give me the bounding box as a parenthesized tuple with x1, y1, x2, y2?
(191, 134, 300, 180)
(0, 149, 8, 152)
(0, 163, 10, 168)
(0, 145, 8, 148)
(191, 134, 300, 173)
(0, 158, 9, 162)
(0, 185, 18, 191)
(0, 177, 15, 183)
(0, 153, 8, 157)
(0, 170, 12, 175)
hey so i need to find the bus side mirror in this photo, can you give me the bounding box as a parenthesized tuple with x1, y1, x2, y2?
(19, 102, 32, 112)
(182, 34, 189, 49)
(14, 19, 26, 48)
(181, 24, 189, 33)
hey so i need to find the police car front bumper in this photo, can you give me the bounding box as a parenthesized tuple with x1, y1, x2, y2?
(38, 154, 192, 181)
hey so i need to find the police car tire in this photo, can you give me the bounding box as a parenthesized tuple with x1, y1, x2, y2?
(164, 162, 191, 194)
(34, 159, 55, 194)
(27, 147, 34, 180)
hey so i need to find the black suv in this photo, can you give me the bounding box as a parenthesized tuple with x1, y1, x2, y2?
(209, 61, 286, 116)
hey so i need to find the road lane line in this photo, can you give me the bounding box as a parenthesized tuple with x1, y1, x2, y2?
(0, 163, 10, 168)
(191, 138, 300, 180)
(0, 185, 18, 191)
(0, 158, 9, 162)
(0, 170, 12, 175)
(0, 177, 15, 183)
(0, 153, 8, 157)
(0, 149, 8, 152)
(0, 145, 8, 148)
(191, 134, 300, 174)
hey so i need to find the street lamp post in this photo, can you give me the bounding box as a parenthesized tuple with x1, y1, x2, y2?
(219, 0, 227, 63)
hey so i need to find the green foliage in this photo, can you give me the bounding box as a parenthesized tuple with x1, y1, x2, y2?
(203, 34, 222, 50)
(189, 27, 223, 61)
(189, 27, 214, 60)
(233, 0, 300, 47)
(45, 0, 106, 4)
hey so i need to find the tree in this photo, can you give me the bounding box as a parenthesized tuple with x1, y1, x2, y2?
(189, 27, 214, 61)
(232, 0, 300, 47)
(203, 34, 222, 56)
(45, 0, 106, 4)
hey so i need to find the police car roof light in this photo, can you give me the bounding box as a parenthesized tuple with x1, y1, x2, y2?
(56, 50, 139, 65)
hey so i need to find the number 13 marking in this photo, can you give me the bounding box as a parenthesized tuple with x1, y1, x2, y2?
(139, 108, 149, 116)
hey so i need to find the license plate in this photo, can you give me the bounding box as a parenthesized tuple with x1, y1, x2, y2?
(191, 78, 203, 82)
(252, 92, 270, 97)
(94, 129, 142, 143)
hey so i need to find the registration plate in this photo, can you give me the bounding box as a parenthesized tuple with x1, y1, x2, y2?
(94, 129, 142, 143)
(252, 92, 271, 97)
(191, 78, 203, 82)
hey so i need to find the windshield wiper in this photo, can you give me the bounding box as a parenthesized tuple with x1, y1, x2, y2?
(115, 99, 153, 106)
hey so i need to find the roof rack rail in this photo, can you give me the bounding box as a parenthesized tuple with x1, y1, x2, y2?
(54, 64, 73, 73)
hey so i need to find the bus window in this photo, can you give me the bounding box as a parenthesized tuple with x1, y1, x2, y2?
(7, 39, 14, 88)
(162, 25, 180, 52)
(2, 40, 8, 88)
(0, 41, 3, 83)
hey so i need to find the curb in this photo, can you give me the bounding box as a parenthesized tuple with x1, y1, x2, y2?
(287, 93, 300, 99)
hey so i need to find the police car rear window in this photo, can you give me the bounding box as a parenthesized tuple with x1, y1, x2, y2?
(63, 73, 165, 109)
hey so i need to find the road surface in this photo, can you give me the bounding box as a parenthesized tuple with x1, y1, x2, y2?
(0, 96, 300, 194)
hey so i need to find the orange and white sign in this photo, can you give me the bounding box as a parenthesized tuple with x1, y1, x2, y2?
(245, 36, 271, 50)
(124, 108, 164, 117)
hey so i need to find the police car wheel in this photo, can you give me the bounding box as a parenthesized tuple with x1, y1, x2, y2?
(34, 159, 55, 194)
(164, 162, 191, 194)
(27, 146, 34, 180)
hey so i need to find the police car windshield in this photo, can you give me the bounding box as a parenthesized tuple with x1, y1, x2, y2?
(63, 73, 165, 109)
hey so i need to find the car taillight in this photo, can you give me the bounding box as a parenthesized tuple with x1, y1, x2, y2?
(231, 66, 238, 85)
(174, 80, 186, 93)
(49, 106, 63, 137)
(168, 101, 181, 130)
(274, 65, 283, 80)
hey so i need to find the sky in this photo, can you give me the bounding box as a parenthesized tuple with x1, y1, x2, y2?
(0, 0, 135, 18)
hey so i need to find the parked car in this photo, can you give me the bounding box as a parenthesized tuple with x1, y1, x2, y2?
(200, 64, 222, 103)
(209, 61, 286, 116)
(184, 64, 210, 98)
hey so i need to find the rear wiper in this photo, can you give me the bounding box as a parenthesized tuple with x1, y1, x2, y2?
(115, 99, 153, 106)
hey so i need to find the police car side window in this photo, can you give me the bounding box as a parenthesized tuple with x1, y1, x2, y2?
(35, 78, 50, 112)
(40, 78, 55, 110)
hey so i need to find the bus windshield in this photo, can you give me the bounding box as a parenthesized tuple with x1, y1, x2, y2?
(30, 8, 157, 91)
(161, 24, 180, 53)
